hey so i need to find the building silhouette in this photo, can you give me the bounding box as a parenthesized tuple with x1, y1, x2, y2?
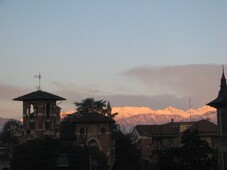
(132, 119, 218, 161)
(208, 66, 227, 170)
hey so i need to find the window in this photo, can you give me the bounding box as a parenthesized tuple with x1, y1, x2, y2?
(29, 103, 35, 119)
(45, 122, 51, 130)
(30, 122, 35, 129)
(46, 104, 50, 118)
(30, 104, 34, 113)
(101, 127, 106, 134)
(26, 130, 30, 135)
(80, 128, 85, 135)
(222, 114, 227, 134)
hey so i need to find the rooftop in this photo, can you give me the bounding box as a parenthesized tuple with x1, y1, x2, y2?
(135, 119, 217, 137)
(73, 112, 115, 123)
(13, 90, 66, 101)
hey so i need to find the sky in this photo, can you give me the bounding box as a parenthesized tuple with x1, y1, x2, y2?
(0, 0, 227, 119)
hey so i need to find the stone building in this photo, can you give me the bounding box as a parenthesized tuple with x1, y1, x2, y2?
(73, 112, 115, 168)
(13, 90, 65, 140)
(208, 67, 227, 170)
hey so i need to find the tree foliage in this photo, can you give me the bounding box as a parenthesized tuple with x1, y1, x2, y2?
(179, 129, 215, 170)
(75, 98, 106, 115)
(155, 129, 217, 170)
(113, 128, 140, 170)
(0, 119, 22, 144)
(11, 137, 107, 170)
(74, 98, 118, 118)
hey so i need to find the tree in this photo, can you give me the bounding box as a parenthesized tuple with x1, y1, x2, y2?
(113, 128, 140, 170)
(11, 137, 107, 170)
(154, 129, 218, 170)
(0, 119, 22, 144)
(179, 129, 215, 170)
(75, 98, 105, 115)
(11, 137, 62, 170)
(74, 98, 118, 118)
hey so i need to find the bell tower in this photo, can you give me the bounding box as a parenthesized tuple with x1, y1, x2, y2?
(208, 65, 227, 170)
(13, 90, 65, 140)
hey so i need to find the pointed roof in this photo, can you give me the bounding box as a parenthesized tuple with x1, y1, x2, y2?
(106, 101, 112, 110)
(208, 66, 227, 108)
(220, 65, 227, 89)
(13, 90, 66, 101)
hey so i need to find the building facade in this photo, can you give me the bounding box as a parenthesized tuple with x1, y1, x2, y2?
(13, 90, 65, 140)
(73, 112, 115, 169)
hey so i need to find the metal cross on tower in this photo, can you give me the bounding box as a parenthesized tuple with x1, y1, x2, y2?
(34, 72, 42, 90)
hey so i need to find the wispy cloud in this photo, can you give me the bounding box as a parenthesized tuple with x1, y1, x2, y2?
(0, 83, 29, 100)
(0, 83, 30, 118)
(101, 94, 189, 110)
(121, 64, 223, 108)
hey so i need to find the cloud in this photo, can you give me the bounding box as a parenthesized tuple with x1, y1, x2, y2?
(49, 64, 226, 110)
(0, 83, 31, 118)
(1, 64, 225, 118)
(0, 83, 29, 100)
(121, 64, 224, 108)
(101, 94, 189, 110)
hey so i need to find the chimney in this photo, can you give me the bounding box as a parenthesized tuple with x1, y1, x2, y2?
(171, 119, 174, 122)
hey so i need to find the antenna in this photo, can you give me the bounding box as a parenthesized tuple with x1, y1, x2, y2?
(34, 72, 42, 90)
(189, 98, 192, 122)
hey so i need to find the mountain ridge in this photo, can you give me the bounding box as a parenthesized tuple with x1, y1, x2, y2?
(113, 106, 216, 132)
(113, 105, 216, 119)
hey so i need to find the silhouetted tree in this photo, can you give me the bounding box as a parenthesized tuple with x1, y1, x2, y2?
(11, 137, 107, 170)
(156, 147, 181, 170)
(113, 128, 140, 170)
(0, 119, 22, 144)
(179, 129, 215, 170)
(154, 129, 217, 170)
(74, 98, 118, 118)
(75, 98, 106, 115)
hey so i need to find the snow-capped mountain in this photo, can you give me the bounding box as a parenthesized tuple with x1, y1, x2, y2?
(113, 106, 216, 132)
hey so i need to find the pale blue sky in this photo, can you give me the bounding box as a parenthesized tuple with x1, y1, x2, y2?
(0, 0, 227, 118)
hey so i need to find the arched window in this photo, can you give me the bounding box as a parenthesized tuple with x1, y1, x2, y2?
(46, 104, 50, 118)
(30, 104, 35, 118)
(30, 104, 34, 113)
(101, 127, 106, 134)
(80, 128, 85, 135)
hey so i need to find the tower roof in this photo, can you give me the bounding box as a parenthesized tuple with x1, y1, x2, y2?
(13, 90, 66, 101)
(208, 66, 227, 108)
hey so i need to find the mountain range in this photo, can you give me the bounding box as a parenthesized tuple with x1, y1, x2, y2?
(112, 106, 217, 132)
